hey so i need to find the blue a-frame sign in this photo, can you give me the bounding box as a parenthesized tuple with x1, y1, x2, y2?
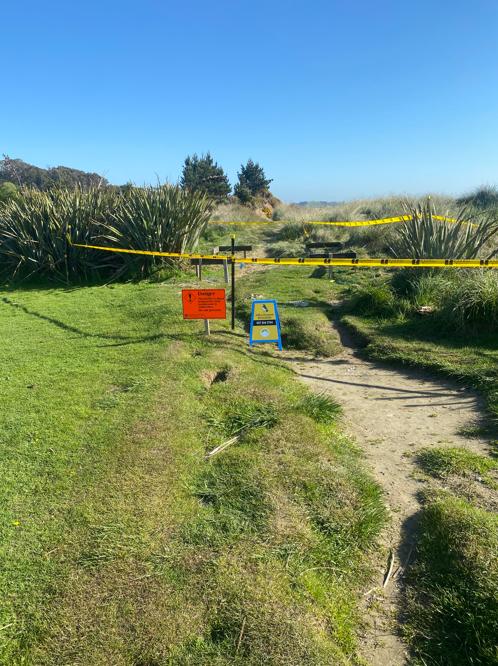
(249, 299, 283, 350)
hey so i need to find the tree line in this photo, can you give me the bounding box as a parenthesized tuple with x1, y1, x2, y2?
(180, 153, 272, 204)
(0, 153, 273, 206)
(0, 155, 108, 192)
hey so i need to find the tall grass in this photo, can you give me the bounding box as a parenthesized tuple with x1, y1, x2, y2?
(438, 270, 498, 332)
(272, 194, 456, 225)
(0, 185, 214, 282)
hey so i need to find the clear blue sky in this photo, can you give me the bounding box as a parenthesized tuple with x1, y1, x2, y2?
(2, 0, 498, 201)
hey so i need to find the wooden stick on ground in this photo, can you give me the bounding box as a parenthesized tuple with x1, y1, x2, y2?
(383, 549, 395, 588)
(206, 435, 240, 458)
(236, 617, 246, 654)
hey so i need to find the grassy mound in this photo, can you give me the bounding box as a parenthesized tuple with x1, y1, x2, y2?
(405, 494, 498, 665)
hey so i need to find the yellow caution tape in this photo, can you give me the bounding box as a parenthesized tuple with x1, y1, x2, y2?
(238, 257, 497, 268)
(209, 215, 474, 227)
(210, 216, 410, 227)
(71, 243, 223, 261)
(71, 242, 498, 269)
(298, 215, 412, 227)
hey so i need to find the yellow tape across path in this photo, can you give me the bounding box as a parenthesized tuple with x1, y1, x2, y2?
(210, 215, 470, 227)
(71, 243, 498, 269)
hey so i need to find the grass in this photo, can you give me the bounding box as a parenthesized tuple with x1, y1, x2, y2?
(0, 271, 385, 664)
(416, 447, 498, 486)
(296, 393, 342, 424)
(271, 194, 457, 225)
(404, 493, 498, 666)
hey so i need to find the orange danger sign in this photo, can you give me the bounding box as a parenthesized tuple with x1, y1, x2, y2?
(182, 289, 226, 320)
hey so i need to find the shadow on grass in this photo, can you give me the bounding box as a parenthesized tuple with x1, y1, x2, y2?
(2, 296, 196, 348)
(2, 297, 163, 343)
(1, 297, 279, 360)
(363, 315, 498, 353)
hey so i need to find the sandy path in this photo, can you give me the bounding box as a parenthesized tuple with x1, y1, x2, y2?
(288, 325, 491, 665)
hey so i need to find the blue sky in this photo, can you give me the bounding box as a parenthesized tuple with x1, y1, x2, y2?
(2, 0, 498, 201)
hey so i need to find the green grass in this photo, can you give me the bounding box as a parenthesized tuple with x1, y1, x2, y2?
(0, 273, 385, 664)
(296, 393, 342, 424)
(404, 493, 498, 666)
(416, 447, 498, 486)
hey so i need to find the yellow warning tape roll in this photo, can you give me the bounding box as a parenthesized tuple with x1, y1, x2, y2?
(71, 243, 498, 269)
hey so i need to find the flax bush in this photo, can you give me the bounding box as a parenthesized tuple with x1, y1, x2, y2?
(0, 185, 214, 282)
(390, 198, 498, 259)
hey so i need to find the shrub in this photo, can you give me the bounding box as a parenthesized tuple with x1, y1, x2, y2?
(0, 182, 18, 203)
(272, 222, 309, 241)
(0, 187, 116, 282)
(457, 185, 498, 210)
(389, 269, 498, 333)
(346, 225, 396, 254)
(390, 270, 454, 307)
(390, 198, 498, 259)
(272, 206, 286, 221)
(411, 273, 455, 308)
(266, 241, 305, 258)
(103, 185, 214, 276)
(0, 185, 214, 282)
(349, 281, 398, 317)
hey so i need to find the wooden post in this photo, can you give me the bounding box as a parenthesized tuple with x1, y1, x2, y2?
(204, 319, 210, 335)
(231, 235, 235, 330)
(223, 259, 229, 283)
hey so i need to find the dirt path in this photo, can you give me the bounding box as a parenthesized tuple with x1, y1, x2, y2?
(287, 324, 491, 665)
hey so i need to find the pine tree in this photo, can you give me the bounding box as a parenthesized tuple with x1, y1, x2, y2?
(234, 159, 272, 203)
(180, 153, 231, 202)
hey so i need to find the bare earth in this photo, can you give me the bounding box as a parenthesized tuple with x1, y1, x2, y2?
(287, 325, 491, 666)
